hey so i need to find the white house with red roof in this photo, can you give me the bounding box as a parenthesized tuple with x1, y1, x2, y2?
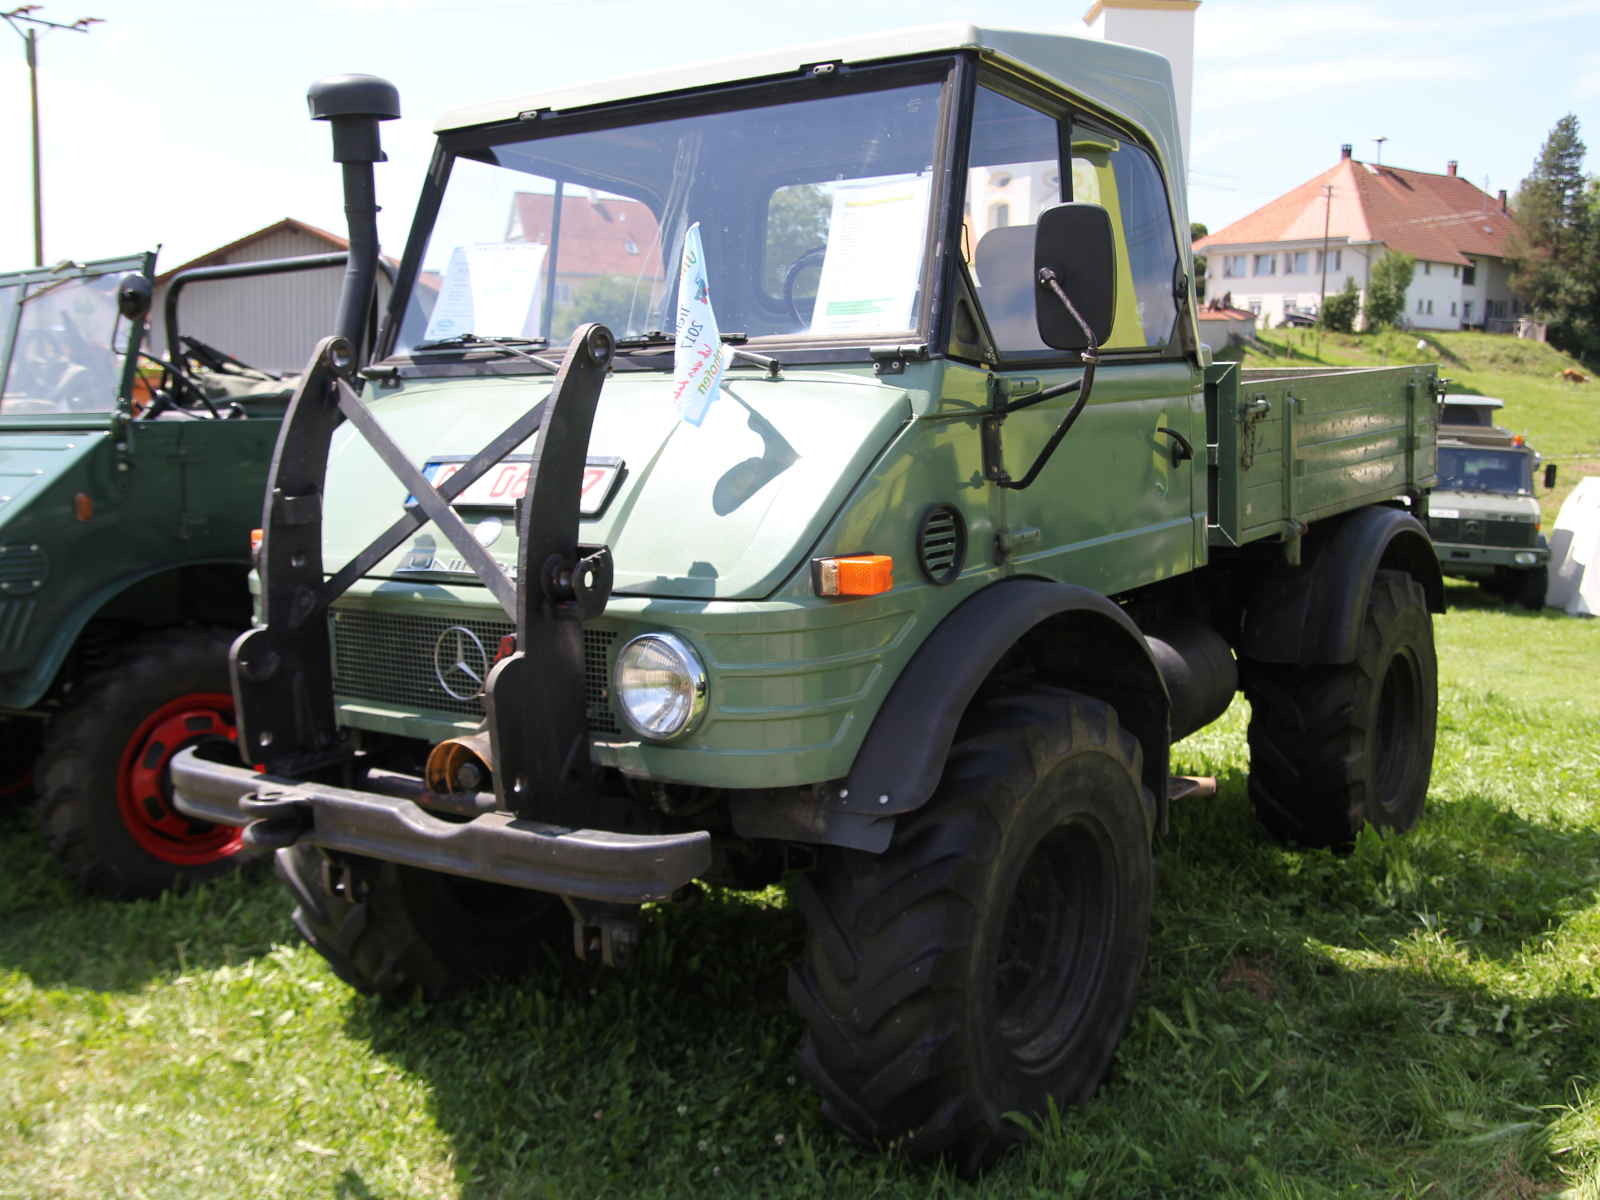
(1195, 147, 1519, 332)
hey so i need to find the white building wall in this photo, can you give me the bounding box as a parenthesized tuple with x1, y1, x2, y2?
(1400, 257, 1464, 331)
(1206, 240, 1366, 327)
(1083, 1, 1197, 169)
(149, 228, 393, 376)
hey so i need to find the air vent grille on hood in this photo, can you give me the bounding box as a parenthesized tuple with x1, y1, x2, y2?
(917, 504, 966, 585)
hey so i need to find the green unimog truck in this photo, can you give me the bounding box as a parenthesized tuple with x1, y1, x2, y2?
(173, 28, 1445, 1171)
(0, 248, 372, 898)
(1428, 397, 1551, 609)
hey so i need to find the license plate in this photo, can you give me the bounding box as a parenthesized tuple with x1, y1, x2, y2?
(407, 455, 624, 517)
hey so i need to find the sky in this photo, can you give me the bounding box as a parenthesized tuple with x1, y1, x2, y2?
(0, 0, 1597, 271)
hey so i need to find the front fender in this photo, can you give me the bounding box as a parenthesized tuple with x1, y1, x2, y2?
(831, 577, 1171, 820)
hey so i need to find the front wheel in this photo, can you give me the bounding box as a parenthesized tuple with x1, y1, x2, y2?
(277, 843, 572, 1002)
(36, 626, 249, 899)
(789, 687, 1154, 1174)
(1244, 569, 1438, 847)
(1510, 565, 1549, 611)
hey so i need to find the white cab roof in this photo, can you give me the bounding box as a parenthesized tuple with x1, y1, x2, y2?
(433, 23, 1186, 219)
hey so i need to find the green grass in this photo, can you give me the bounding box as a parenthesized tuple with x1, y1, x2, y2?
(3, 584, 1600, 1198)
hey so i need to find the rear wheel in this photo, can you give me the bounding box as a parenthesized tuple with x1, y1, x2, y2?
(1244, 570, 1437, 847)
(277, 842, 572, 1002)
(789, 687, 1154, 1174)
(36, 626, 248, 898)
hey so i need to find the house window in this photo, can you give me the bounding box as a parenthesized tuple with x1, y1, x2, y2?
(1452, 264, 1460, 278)
(1451, 301, 1457, 316)
(1254, 253, 1275, 275)
(990, 171, 1013, 189)
(1287, 251, 1310, 274)
(1284, 297, 1298, 312)
(1423, 262, 1432, 276)
(1427, 299, 1434, 314)
(1463, 261, 1476, 286)
(1417, 299, 1425, 314)
(623, 240, 639, 254)
(1248, 298, 1262, 315)
(1332, 249, 1342, 270)
(1464, 300, 1473, 321)
(990, 202, 1010, 229)
(1224, 254, 1247, 278)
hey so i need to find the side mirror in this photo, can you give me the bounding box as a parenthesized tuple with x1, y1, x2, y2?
(1545, 462, 1558, 489)
(116, 273, 152, 321)
(1034, 203, 1117, 350)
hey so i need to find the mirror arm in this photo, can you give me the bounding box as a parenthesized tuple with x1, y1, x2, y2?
(995, 269, 1101, 491)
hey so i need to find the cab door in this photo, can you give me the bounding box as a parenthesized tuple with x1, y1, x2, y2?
(957, 86, 1200, 595)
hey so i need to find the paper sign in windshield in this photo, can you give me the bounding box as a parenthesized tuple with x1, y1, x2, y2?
(808, 174, 931, 336)
(407, 456, 624, 518)
(423, 242, 547, 342)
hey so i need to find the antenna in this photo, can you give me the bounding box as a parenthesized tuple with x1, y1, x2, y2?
(1373, 136, 1388, 166)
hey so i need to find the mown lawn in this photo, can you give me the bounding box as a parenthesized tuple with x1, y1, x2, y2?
(2, 581, 1598, 1199)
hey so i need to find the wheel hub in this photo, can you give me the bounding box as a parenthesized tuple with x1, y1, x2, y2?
(116, 692, 244, 865)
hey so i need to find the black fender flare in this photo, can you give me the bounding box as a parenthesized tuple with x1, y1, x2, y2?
(830, 578, 1170, 821)
(1239, 506, 1445, 666)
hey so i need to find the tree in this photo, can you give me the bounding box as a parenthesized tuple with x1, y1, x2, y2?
(553, 274, 657, 341)
(1506, 114, 1600, 355)
(763, 184, 832, 297)
(1320, 276, 1361, 333)
(1191, 222, 1208, 302)
(1364, 250, 1415, 329)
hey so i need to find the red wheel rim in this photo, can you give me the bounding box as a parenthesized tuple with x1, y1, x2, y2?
(116, 691, 244, 866)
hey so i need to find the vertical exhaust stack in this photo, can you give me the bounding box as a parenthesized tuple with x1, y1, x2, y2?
(307, 74, 400, 359)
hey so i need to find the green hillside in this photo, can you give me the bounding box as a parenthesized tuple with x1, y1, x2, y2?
(1221, 328, 1600, 525)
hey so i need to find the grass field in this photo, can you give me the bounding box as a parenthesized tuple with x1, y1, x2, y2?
(3, 585, 1598, 1199)
(4, 329, 1599, 1197)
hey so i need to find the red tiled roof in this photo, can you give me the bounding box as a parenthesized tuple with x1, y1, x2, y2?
(1195, 160, 1516, 266)
(1197, 306, 1256, 320)
(509, 192, 664, 279)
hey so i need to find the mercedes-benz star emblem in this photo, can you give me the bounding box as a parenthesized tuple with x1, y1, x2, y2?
(433, 626, 490, 701)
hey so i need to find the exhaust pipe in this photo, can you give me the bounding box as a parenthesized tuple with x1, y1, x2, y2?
(307, 73, 400, 360)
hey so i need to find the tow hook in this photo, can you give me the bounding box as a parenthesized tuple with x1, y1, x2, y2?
(563, 896, 640, 968)
(239, 786, 313, 849)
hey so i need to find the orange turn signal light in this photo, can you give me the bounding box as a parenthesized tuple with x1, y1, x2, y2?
(250, 528, 264, 552)
(814, 554, 893, 597)
(73, 492, 92, 522)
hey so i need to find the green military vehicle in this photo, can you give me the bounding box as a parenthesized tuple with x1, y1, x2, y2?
(0, 248, 373, 898)
(174, 30, 1444, 1171)
(1428, 397, 1551, 610)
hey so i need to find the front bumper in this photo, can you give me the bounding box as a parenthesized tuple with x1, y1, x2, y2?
(1434, 541, 1549, 574)
(170, 748, 711, 904)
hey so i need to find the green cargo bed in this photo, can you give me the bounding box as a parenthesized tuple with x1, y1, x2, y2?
(1205, 362, 1440, 548)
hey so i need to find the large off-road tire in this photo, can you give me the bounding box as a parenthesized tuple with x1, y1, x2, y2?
(0, 717, 44, 809)
(1244, 569, 1437, 847)
(35, 626, 248, 899)
(276, 842, 572, 1002)
(789, 687, 1155, 1175)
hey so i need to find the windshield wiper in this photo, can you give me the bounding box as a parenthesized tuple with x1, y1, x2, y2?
(612, 330, 780, 377)
(412, 333, 560, 371)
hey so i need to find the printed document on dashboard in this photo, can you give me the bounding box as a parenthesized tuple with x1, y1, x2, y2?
(808, 174, 931, 337)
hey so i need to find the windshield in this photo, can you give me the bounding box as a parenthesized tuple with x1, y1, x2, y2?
(1437, 446, 1532, 495)
(1, 272, 131, 414)
(391, 77, 947, 356)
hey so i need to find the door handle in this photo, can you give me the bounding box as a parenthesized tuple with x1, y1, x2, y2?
(1156, 426, 1194, 468)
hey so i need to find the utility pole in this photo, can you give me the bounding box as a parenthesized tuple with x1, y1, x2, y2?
(1373, 135, 1388, 166)
(1319, 183, 1334, 314)
(3, 6, 102, 266)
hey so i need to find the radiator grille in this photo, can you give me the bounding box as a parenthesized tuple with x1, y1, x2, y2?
(1428, 516, 1536, 548)
(330, 605, 620, 732)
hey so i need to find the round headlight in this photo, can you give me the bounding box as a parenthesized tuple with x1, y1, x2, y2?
(1514, 551, 1537, 566)
(613, 632, 707, 741)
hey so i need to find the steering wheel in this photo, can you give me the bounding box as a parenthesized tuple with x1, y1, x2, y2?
(783, 245, 828, 329)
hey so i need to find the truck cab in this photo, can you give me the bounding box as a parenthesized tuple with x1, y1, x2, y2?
(1429, 397, 1549, 609)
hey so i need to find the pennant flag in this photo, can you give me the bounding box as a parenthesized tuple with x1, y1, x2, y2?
(670, 223, 730, 426)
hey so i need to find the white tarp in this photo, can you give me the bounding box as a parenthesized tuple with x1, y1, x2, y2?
(1546, 476, 1600, 616)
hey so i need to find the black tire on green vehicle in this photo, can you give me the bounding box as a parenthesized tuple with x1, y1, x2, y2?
(1510, 565, 1548, 611)
(35, 626, 250, 899)
(1244, 569, 1437, 848)
(276, 842, 572, 1002)
(788, 686, 1155, 1175)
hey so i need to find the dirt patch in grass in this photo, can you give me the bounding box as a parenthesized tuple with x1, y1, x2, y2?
(1218, 954, 1281, 1003)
